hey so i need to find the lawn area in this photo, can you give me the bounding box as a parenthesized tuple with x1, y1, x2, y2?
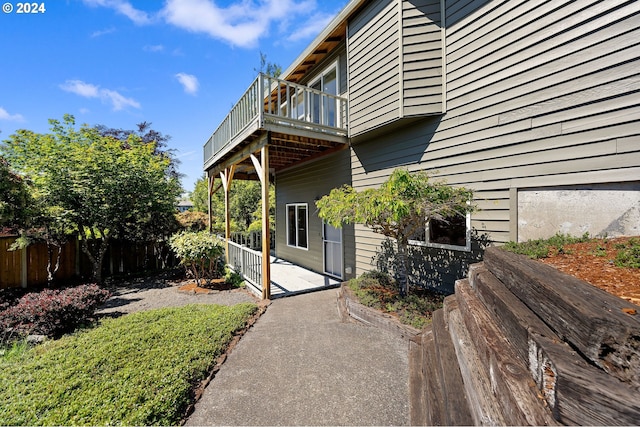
(0, 303, 258, 426)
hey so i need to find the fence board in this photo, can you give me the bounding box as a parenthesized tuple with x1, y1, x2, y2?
(1, 236, 177, 289)
(0, 236, 22, 288)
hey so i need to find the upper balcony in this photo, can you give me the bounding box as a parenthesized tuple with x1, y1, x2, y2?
(203, 73, 349, 175)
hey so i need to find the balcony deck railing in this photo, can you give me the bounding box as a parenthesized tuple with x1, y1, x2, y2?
(204, 73, 348, 166)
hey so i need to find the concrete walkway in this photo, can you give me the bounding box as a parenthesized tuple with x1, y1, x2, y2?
(185, 288, 410, 426)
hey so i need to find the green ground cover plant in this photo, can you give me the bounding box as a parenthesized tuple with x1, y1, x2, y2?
(0, 303, 257, 426)
(502, 232, 591, 259)
(614, 237, 640, 268)
(347, 271, 444, 329)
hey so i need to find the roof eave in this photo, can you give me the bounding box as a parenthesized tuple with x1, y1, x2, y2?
(280, 0, 367, 82)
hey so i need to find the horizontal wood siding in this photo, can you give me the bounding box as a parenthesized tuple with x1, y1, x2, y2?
(402, 0, 443, 116)
(275, 149, 354, 278)
(350, 0, 640, 290)
(348, 0, 401, 136)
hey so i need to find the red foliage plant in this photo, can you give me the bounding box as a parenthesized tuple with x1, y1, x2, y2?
(0, 284, 110, 338)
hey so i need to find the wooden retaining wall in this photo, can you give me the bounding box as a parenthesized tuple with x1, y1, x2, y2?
(413, 247, 640, 425)
(0, 236, 177, 288)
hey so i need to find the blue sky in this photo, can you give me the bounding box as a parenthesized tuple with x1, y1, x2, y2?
(0, 0, 348, 194)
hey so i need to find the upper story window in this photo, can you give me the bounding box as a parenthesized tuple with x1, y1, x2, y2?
(310, 62, 338, 127)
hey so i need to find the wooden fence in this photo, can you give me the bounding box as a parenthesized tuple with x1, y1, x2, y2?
(0, 235, 177, 289)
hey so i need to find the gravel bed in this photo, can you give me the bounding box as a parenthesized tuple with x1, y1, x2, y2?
(96, 272, 258, 317)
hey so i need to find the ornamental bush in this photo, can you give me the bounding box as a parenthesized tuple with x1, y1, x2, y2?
(169, 231, 226, 286)
(0, 284, 110, 339)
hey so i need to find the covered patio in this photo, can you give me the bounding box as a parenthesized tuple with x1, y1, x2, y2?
(255, 257, 341, 299)
(205, 72, 349, 300)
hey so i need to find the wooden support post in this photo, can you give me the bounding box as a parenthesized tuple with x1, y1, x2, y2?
(208, 174, 215, 233)
(251, 144, 271, 300)
(220, 166, 235, 264)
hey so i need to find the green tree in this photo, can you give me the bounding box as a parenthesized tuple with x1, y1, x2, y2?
(190, 176, 272, 235)
(190, 175, 209, 213)
(256, 51, 282, 78)
(1, 115, 182, 283)
(316, 169, 475, 295)
(94, 121, 181, 180)
(0, 156, 32, 232)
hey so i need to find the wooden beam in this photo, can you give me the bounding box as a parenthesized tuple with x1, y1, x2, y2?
(208, 133, 269, 178)
(220, 166, 235, 264)
(250, 153, 263, 179)
(208, 175, 215, 233)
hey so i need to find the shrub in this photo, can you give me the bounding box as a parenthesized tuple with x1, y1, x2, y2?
(176, 210, 209, 231)
(0, 284, 110, 339)
(169, 231, 226, 286)
(347, 270, 444, 329)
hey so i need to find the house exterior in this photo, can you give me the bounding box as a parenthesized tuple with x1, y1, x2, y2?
(204, 0, 640, 297)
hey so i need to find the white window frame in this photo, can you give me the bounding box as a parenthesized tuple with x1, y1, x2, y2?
(409, 211, 472, 252)
(309, 60, 339, 127)
(286, 203, 309, 250)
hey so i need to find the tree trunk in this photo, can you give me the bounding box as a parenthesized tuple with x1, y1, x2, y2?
(45, 242, 61, 285)
(80, 235, 110, 284)
(396, 240, 409, 296)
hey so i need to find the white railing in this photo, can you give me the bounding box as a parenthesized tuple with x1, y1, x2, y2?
(230, 231, 275, 251)
(227, 240, 263, 289)
(204, 73, 348, 165)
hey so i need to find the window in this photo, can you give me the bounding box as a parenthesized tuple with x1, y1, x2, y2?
(287, 204, 308, 249)
(409, 212, 471, 252)
(310, 62, 338, 127)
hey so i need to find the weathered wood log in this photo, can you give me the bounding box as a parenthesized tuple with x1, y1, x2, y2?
(444, 296, 507, 426)
(469, 260, 640, 424)
(409, 336, 427, 426)
(467, 262, 558, 366)
(484, 246, 640, 388)
(431, 308, 473, 426)
(455, 279, 558, 426)
(420, 328, 445, 426)
(529, 330, 640, 425)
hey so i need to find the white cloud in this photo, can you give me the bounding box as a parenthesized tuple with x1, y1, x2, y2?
(81, 0, 335, 49)
(60, 80, 100, 98)
(82, 0, 152, 25)
(287, 11, 334, 42)
(59, 79, 141, 111)
(175, 73, 199, 95)
(101, 89, 141, 110)
(160, 0, 318, 48)
(0, 107, 25, 122)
